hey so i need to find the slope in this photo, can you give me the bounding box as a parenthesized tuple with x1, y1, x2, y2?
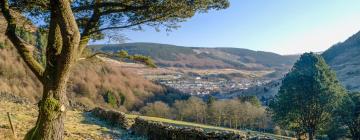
(322, 30, 360, 91)
(89, 43, 298, 71)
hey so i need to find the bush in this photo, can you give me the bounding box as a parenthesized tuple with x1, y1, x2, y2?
(273, 126, 281, 135)
(119, 93, 126, 105)
(103, 90, 118, 108)
(73, 82, 91, 97)
(0, 43, 5, 49)
(140, 101, 171, 118)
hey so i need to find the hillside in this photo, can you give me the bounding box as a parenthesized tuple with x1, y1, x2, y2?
(0, 13, 190, 111)
(89, 43, 298, 71)
(225, 30, 360, 102)
(0, 46, 179, 111)
(322, 31, 360, 91)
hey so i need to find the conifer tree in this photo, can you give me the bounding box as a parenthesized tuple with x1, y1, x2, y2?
(269, 52, 347, 140)
(334, 92, 360, 140)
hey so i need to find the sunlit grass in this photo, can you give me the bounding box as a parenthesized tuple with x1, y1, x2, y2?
(0, 101, 293, 140)
(127, 114, 294, 140)
(0, 101, 143, 140)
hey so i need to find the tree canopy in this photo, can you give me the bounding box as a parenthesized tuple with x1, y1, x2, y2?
(334, 92, 360, 139)
(269, 52, 347, 140)
(11, 0, 229, 43)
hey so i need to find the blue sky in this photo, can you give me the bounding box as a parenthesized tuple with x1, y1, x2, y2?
(95, 0, 360, 55)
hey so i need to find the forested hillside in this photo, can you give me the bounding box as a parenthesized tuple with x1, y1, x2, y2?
(0, 46, 177, 111)
(89, 43, 298, 71)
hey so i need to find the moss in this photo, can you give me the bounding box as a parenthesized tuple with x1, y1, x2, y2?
(39, 97, 61, 120)
(24, 127, 36, 140)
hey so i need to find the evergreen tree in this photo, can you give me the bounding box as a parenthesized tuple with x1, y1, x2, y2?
(238, 95, 261, 107)
(207, 96, 216, 105)
(269, 52, 347, 140)
(35, 30, 47, 65)
(334, 92, 360, 140)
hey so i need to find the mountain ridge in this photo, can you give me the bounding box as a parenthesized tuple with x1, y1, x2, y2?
(89, 42, 299, 72)
(223, 30, 360, 102)
(322, 30, 360, 91)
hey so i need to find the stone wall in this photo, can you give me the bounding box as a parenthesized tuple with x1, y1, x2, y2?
(90, 108, 281, 140)
(91, 108, 246, 140)
(130, 117, 246, 140)
(91, 107, 134, 129)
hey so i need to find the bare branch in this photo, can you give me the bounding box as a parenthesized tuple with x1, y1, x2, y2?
(72, 2, 148, 12)
(83, 52, 115, 60)
(52, 0, 80, 58)
(0, 0, 45, 81)
(80, 51, 156, 68)
(88, 17, 163, 34)
(11, 0, 49, 10)
(78, 0, 102, 57)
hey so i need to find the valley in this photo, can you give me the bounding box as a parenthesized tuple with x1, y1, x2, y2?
(92, 43, 298, 96)
(104, 58, 273, 95)
(0, 1, 359, 140)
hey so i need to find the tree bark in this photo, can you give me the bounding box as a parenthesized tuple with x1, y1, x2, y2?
(24, 0, 80, 139)
(308, 129, 315, 140)
(349, 122, 360, 140)
(24, 82, 68, 140)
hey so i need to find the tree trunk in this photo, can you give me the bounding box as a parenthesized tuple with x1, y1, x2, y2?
(351, 130, 360, 140)
(349, 125, 360, 140)
(235, 120, 238, 129)
(229, 119, 232, 128)
(24, 81, 69, 140)
(24, 0, 79, 139)
(1, 0, 79, 139)
(308, 129, 315, 140)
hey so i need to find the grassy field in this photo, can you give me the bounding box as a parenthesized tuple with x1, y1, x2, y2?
(126, 114, 295, 140)
(0, 100, 293, 140)
(0, 101, 143, 140)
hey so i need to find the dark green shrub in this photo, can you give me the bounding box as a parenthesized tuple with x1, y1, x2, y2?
(0, 43, 5, 49)
(104, 90, 118, 108)
(119, 93, 126, 106)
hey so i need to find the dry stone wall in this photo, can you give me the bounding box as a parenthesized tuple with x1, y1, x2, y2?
(91, 107, 134, 129)
(90, 108, 280, 140)
(130, 117, 246, 140)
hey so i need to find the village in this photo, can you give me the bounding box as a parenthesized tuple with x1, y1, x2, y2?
(156, 75, 271, 95)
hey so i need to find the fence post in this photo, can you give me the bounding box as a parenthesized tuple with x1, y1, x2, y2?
(7, 112, 17, 139)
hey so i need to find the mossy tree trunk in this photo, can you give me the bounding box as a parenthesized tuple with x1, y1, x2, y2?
(25, 83, 69, 140)
(1, 0, 80, 139)
(26, 0, 80, 139)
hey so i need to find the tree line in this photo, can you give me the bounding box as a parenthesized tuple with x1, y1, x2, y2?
(139, 96, 273, 131)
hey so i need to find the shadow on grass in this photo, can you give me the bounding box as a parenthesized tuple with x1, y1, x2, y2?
(80, 112, 146, 140)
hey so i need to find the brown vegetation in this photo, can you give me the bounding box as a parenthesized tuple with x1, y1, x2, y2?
(0, 47, 164, 111)
(69, 59, 163, 111)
